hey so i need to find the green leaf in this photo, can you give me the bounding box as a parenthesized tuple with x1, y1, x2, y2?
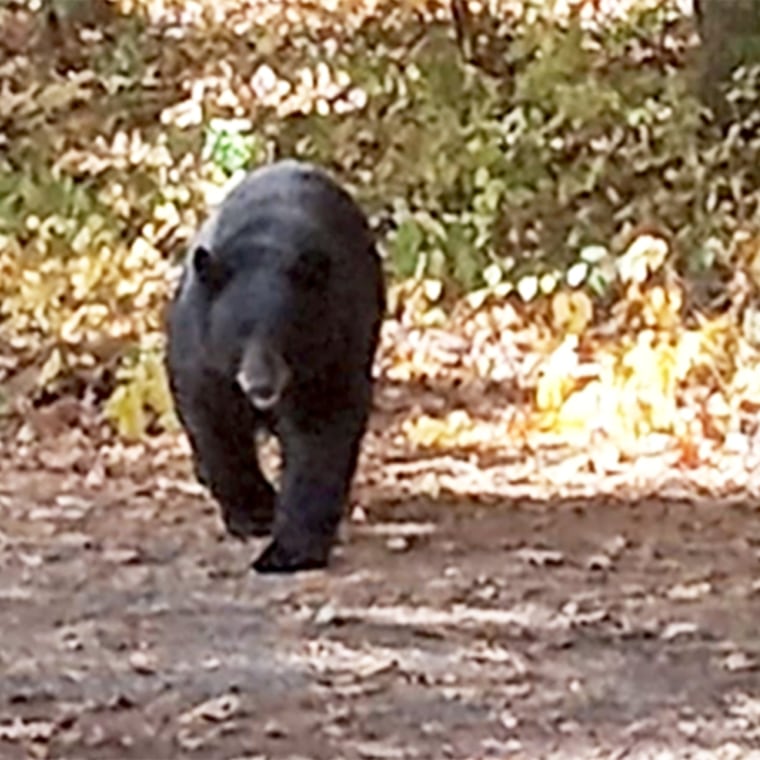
(391, 218, 425, 278)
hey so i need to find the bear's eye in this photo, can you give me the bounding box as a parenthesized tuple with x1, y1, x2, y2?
(289, 249, 331, 291)
(193, 246, 231, 292)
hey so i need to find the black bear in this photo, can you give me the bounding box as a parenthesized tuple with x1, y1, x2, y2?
(166, 160, 385, 573)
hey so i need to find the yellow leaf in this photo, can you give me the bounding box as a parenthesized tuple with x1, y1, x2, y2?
(535, 336, 579, 411)
(403, 410, 493, 450)
(38, 348, 64, 388)
(422, 278, 443, 303)
(404, 414, 453, 448)
(617, 234, 669, 284)
(556, 381, 602, 433)
(551, 290, 593, 334)
(674, 330, 701, 378)
(641, 283, 682, 329)
(105, 384, 146, 441)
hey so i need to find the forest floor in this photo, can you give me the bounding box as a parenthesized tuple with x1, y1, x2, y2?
(2, 379, 760, 760)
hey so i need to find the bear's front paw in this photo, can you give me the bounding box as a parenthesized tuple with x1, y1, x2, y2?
(251, 537, 330, 574)
(218, 482, 276, 540)
(222, 508, 273, 539)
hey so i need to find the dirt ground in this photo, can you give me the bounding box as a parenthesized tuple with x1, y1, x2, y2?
(2, 384, 760, 760)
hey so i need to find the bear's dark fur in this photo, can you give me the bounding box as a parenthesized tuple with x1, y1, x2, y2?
(166, 160, 385, 573)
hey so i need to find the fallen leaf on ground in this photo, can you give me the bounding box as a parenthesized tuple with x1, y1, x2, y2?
(515, 547, 565, 567)
(179, 693, 241, 725)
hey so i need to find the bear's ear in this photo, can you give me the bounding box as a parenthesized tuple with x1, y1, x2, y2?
(192, 246, 229, 292)
(289, 248, 331, 291)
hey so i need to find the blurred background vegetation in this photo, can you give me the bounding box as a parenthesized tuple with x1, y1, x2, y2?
(0, 0, 759, 444)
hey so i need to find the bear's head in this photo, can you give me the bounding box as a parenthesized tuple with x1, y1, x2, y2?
(192, 242, 332, 411)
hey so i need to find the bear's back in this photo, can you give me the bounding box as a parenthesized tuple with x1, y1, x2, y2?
(201, 161, 374, 274)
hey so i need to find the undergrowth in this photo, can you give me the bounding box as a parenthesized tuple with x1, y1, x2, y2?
(0, 0, 759, 441)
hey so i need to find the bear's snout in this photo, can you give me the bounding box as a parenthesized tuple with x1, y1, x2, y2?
(237, 338, 290, 411)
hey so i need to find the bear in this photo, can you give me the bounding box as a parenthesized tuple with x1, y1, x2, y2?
(166, 160, 385, 574)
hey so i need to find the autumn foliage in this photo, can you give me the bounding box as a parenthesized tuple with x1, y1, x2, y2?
(1, 0, 759, 470)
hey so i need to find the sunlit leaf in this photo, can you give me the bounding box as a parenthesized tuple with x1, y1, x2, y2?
(617, 235, 669, 285)
(551, 290, 593, 334)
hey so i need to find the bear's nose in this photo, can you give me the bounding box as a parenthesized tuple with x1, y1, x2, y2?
(236, 371, 280, 410)
(249, 382, 280, 410)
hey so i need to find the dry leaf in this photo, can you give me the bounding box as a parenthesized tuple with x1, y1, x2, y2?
(515, 547, 565, 567)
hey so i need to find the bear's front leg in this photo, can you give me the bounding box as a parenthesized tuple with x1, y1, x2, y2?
(252, 406, 368, 573)
(198, 438, 276, 540)
(179, 376, 277, 539)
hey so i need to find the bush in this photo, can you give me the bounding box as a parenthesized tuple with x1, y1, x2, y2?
(0, 0, 758, 437)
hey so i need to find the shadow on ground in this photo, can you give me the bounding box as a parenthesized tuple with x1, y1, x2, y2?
(1, 462, 760, 759)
